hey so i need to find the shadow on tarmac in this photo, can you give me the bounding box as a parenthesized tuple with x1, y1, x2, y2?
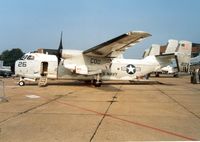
(24, 80, 176, 87)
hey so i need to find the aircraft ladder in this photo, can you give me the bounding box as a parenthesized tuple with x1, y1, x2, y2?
(38, 76, 48, 87)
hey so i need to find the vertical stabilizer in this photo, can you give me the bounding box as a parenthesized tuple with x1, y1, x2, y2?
(143, 48, 150, 58)
(176, 40, 192, 72)
(165, 39, 179, 54)
(148, 44, 160, 56)
(176, 40, 192, 54)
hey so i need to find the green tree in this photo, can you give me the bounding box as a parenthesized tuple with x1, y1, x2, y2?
(0, 48, 24, 72)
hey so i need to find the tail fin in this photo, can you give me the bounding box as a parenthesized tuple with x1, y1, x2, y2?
(175, 40, 192, 72)
(176, 40, 192, 54)
(142, 48, 150, 58)
(164, 39, 179, 54)
(142, 44, 160, 58)
(148, 44, 160, 56)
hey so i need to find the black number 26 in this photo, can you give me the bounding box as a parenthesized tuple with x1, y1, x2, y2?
(18, 62, 27, 67)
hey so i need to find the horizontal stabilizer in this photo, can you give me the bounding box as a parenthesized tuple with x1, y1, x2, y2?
(155, 53, 176, 69)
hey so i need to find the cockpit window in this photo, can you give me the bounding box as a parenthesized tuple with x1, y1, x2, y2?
(20, 55, 28, 60)
(27, 55, 35, 60)
(20, 55, 34, 60)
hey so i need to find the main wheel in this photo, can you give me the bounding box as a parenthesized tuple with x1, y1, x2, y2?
(155, 72, 160, 77)
(93, 80, 102, 87)
(18, 81, 25, 86)
(173, 73, 179, 78)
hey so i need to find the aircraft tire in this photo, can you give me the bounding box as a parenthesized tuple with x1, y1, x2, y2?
(18, 81, 25, 86)
(155, 72, 160, 77)
(93, 80, 102, 87)
(173, 74, 179, 78)
(94, 83, 102, 87)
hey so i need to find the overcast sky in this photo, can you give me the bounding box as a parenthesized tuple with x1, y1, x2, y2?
(0, 0, 200, 58)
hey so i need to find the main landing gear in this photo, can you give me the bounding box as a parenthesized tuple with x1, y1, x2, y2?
(84, 74, 102, 87)
(92, 79, 102, 87)
(93, 74, 102, 87)
(84, 79, 102, 87)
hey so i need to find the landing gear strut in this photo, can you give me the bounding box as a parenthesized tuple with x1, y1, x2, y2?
(93, 79, 102, 87)
(155, 72, 160, 77)
(93, 74, 102, 87)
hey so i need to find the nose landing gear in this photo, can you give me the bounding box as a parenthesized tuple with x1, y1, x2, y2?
(18, 80, 25, 86)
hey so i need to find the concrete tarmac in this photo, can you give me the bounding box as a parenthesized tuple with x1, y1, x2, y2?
(0, 76, 200, 141)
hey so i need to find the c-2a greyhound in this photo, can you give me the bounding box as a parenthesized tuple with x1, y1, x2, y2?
(15, 31, 176, 87)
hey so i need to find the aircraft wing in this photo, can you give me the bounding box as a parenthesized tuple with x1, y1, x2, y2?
(83, 31, 151, 58)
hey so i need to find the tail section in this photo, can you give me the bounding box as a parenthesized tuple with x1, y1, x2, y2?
(175, 41, 192, 72)
(142, 39, 192, 74)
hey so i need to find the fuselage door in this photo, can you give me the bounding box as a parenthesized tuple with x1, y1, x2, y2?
(40, 62, 48, 76)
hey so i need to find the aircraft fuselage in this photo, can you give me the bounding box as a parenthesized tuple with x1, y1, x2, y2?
(15, 50, 160, 82)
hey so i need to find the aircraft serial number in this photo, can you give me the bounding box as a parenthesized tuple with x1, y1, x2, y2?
(18, 61, 27, 67)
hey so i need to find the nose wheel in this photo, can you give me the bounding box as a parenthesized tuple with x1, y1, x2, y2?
(18, 81, 25, 86)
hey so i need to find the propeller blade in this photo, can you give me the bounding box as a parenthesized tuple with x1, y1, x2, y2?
(58, 31, 63, 51)
(57, 32, 63, 64)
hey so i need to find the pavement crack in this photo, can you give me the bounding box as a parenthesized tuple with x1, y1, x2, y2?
(89, 86, 122, 142)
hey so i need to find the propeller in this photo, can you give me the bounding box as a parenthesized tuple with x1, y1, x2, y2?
(57, 32, 63, 64)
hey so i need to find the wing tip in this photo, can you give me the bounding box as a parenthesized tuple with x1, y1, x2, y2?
(127, 31, 152, 37)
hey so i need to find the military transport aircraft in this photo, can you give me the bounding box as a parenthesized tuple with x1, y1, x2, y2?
(15, 31, 176, 87)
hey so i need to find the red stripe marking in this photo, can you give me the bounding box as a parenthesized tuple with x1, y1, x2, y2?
(53, 100, 197, 141)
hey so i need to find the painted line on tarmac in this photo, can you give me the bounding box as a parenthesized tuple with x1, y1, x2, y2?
(51, 98, 197, 141)
(154, 85, 200, 120)
(89, 86, 122, 142)
(0, 92, 73, 124)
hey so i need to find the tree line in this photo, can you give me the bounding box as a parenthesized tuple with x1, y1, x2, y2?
(0, 48, 24, 72)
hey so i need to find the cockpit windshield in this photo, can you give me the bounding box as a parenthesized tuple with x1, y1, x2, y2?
(20, 55, 28, 60)
(20, 54, 35, 60)
(27, 55, 35, 60)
